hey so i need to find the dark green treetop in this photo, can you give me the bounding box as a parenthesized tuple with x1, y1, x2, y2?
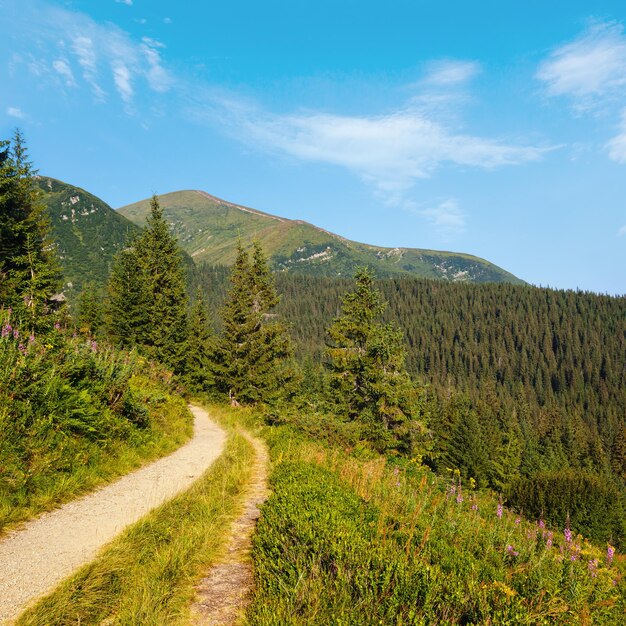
(326, 267, 421, 451)
(0, 130, 61, 329)
(215, 241, 297, 406)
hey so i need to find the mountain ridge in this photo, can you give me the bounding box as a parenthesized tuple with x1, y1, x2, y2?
(119, 190, 525, 284)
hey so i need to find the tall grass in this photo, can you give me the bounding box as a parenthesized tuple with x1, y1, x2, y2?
(247, 424, 625, 625)
(17, 429, 255, 626)
(0, 310, 192, 533)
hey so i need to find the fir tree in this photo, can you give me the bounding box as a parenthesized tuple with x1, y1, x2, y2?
(106, 236, 149, 348)
(76, 283, 104, 337)
(0, 130, 61, 329)
(326, 268, 419, 448)
(105, 196, 188, 372)
(215, 241, 296, 406)
(136, 195, 188, 372)
(184, 288, 216, 392)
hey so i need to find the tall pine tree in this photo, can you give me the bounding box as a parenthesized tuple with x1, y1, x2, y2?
(326, 268, 420, 450)
(0, 130, 61, 329)
(106, 195, 188, 372)
(215, 241, 296, 406)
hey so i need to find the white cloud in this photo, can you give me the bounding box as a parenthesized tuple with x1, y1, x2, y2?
(163, 17, 172, 25)
(52, 58, 76, 87)
(201, 95, 547, 199)
(115, 0, 133, 6)
(618, 224, 626, 237)
(606, 107, 626, 163)
(537, 21, 626, 110)
(417, 199, 466, 238)
(422, 60, 481, 87)
(112, 61, 133, 102)
(8, 1, 173, 108)
(6, 106, 26, 119)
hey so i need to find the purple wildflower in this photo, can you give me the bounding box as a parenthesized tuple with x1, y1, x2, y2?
(506, 545, 519, 557)
(13, 328, 19, 339)
(456, 491, 464, 504)
(607, 544, 615, 566)
(546, 531, 553, 549)
(497, 501, 503, 519)
(515, 517, 521, 525)
(538, 519, 545, 529)
(90, 340, 98, 353)
(588, 559, 598, 578)
(1, 323, 12, 338)
(471, 501, 478, 512)
(18, 343, 26, 354)
(54, 322, 61, 330)
(29, 334, 35, 344)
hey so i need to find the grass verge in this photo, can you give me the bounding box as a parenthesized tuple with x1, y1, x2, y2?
(16, 423, 254, 626)
(0, 374, 193, 535)
(246, 424, 625, 625)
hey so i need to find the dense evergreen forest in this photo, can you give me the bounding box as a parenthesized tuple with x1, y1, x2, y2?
(195, 264, 626, 546)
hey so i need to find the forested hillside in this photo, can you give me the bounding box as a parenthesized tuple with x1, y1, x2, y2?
(194, 265, 626, 546)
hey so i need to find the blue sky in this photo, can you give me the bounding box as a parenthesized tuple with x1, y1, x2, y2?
(1, 0, 625, 294)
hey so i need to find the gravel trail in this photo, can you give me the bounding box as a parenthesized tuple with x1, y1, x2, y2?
(0, 404, 226, 625)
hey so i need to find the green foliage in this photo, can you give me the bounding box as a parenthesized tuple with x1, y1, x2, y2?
(183, 288, 216, 392)
(215, 242, 297, 406)
(0, 308, 192, 532)
(106, 195, 189, 373)
(248, 424, 625, 625)
(37, 176, 141, 297)
(326, 268, 421, 452)
(76, 282, 104, 337)
(507, 470, 626, 547)
(0, 132, 61, 331)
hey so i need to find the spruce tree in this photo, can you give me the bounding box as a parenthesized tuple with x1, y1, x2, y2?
(326, 268, 419, 448)
(105, 196, 188, 372)
(76, 282, 104, 337)
(0, 130, 61, 329)
(136, 195, 188, 372)
(184, 288, 216, 391)
(106, 236, 149, 348)
(215, 241, 296, 406)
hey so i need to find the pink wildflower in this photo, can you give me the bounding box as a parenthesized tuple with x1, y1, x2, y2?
(546, 531, 553, 549)
(90, 340, 98, 353)
(515, 517, 521, 525)
(471, 502, 478, 512)
(588, 559, 598, 578)
(13, 329, 19, 339)
(607, 544, 615, 566)
(497, 502, 503, 519)
(506, 545, 519, 557)
(18, 343, 26, 354)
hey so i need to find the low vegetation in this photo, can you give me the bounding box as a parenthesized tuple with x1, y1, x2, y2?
(0, 310, 192, 533)
(247, 422, 625, 625)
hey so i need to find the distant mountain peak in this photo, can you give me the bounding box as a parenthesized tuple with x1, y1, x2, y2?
(119, 190, 524, 284)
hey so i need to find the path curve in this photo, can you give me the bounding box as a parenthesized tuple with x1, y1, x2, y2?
(0, 404, 226, 625)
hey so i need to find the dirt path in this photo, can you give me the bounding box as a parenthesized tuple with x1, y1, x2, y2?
(0, 405, 226, 625)
(190, 431, 269, 625)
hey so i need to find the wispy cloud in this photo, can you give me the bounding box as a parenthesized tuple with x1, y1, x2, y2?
(618, 224, 626, 237)
(115, 0, 133, 6)
(6, 0, 173, 108)
(52, 58, 76, 87)
(415, 199, 466, 238)
(606, 107, 626, 163)
(422, 60, 481, 87)
(6, 106, 26, 119)
(537, 21, 626, 111)
(196, 93, 547, 203)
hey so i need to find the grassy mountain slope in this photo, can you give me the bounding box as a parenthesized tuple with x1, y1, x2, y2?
(119, 190, 524, 284)
(37, 177, 140, 294)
